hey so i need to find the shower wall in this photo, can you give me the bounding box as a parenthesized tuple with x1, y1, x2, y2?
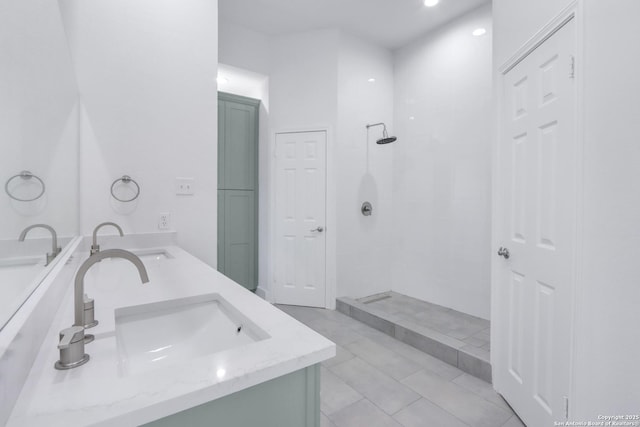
(391, 5, 493, 319)
(336, 33, 395, 299)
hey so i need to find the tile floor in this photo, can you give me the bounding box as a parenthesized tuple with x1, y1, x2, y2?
(359, 292, 492, 352)
(276, 304, 525, 427)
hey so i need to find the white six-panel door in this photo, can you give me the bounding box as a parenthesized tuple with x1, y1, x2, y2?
(273, 131, 327, 307)
(495, 18, 577, 426)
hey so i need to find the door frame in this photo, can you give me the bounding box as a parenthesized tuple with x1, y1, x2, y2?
(491, 0, 585, 419)
(265, 126, 336, 310)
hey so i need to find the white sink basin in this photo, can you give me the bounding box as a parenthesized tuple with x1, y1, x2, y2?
(131, 248, 174, 261)
(109, 248, 174, 263)
(115, 294, 269, 376)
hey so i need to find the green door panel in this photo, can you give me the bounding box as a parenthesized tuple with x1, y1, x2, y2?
(217, 93, 259, 290)
(221, 190, 256, 290)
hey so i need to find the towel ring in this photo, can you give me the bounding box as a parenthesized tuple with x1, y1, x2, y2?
(5, 171, 46, 202)
(110, 175, 140, 202)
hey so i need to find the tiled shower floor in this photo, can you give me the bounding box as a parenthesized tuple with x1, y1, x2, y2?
(276, 304, 523, 427)
(358, 292, 491, 354)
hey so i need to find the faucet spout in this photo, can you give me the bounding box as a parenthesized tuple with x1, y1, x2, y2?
(91, 222, 124, 256)
(73, 249, 149, 328)
(18, 224, 60, 265)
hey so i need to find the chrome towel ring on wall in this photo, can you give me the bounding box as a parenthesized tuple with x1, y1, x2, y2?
(5, 171, 46, 202)
(110, 175, 140, 202)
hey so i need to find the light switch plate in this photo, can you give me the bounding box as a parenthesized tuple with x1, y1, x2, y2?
(175, 177, 195, 195)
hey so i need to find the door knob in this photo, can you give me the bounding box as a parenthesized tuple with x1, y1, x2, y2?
(310, 226, 324, 233)
(497, 247, 510, 259)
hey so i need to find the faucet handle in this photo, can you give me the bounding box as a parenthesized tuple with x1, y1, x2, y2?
(57, 326, 84, 350)
(55, 326, 90, 370)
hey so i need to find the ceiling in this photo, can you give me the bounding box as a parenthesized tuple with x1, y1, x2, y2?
(219, 0, 490, 50)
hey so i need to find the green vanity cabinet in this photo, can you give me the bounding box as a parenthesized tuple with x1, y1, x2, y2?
(144, 365, 320, 427)
(217, 92, 259, 291)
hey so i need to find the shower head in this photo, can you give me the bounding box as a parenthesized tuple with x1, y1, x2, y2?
(366, 122, 397, 144)
(377, 135, 397, 145)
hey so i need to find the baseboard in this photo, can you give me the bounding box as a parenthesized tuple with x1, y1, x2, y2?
(255, 286, 271, 302)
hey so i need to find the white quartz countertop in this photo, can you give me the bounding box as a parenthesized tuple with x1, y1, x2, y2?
(7, 246, 335, 426)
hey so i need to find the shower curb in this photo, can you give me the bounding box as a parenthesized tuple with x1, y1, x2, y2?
(336, 297, 492, 383)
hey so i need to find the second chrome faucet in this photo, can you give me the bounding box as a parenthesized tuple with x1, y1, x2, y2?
(18, 224, 61, 266)
(91, 222, 124, 256)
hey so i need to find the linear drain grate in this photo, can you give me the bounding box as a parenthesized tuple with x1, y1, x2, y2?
(361, 295, 392, 304)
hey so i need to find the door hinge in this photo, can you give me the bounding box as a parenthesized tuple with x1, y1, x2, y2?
(569, 55, 576, 79)
(564, 396, 569, 420)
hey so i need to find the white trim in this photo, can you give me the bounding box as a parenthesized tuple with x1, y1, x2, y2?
(491, 2, 583, 414)
(568, 1, 585, 419)
(498, 1, 579, 75)
(270, 126, 335, 310)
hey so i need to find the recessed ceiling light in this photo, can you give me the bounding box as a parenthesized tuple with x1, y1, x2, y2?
(368, 78, 376, 83)
(424, 0, 439, 7)
(409, 116, 415, 121)
(216, 76, 228, 85)
(472, 28, 487, 37)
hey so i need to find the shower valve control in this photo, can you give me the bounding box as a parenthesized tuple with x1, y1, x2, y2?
(497, 247, 510, 259)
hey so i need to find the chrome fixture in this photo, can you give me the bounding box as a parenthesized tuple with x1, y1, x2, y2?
(310, 226, 324, 233)
(54, 326, 89, 370)
(361, 201, 373, 216)
(91, 222, 124, 256)
(5, 170, 45, 202)
(366, 123, 397, 145)
(18, 224, 61, 266)
(497, 247, 510, 259)
(110, 175, 140, 202)
(72, 249, 149, 346)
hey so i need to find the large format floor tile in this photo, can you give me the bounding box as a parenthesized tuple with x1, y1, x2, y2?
(329, 357, 421, 415)
(320, 366, 363, 415)
(393, 399, 469, 427)
(275, 304, 520, 427)
(401, 370, 513, 427)
(329, 399, 402, 427)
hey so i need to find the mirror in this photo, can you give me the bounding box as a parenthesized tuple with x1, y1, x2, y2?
(0, 0, 80, 329)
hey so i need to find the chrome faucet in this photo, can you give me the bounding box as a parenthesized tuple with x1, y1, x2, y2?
(18, 224, 61, 266)
(55, 249, 149, 370)
(91, 222, 124, 256)
(74, 249, 149, 334)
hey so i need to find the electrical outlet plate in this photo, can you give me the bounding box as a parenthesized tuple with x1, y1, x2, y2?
(175, 177, 195, 195)
(158, 213, 171, 230)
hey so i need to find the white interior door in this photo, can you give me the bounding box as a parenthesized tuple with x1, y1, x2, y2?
(274, 131, 327, 307)
(495, 18, 577, 426)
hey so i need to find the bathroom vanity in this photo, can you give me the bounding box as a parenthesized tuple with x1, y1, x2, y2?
(4, 238, 334, 426)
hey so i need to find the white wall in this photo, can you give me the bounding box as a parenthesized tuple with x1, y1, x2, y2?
(392, 5, 493, 319)
(218, 21, 270, 76)
(269, 29, 339, 133)
(574, 0, 640, 417)
(493, 0, 640, 417)
(60, 0, 219, 266)
(336, 33, 395, 299)
(0, 0, 79, 241)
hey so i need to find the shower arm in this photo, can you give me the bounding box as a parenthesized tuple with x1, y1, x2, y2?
(366, 123, 388, 137)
